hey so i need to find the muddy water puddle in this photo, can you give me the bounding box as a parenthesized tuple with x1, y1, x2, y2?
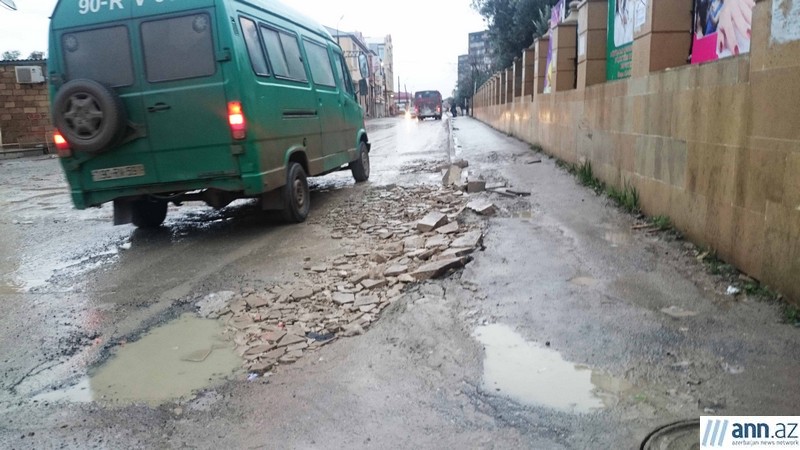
(475, 324, 632, 413)
(35, 314, 240, 406)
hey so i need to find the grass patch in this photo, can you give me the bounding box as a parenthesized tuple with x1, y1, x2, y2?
(652, 215, 672, 231)
(784, 304, 800, 325)
(529, 143, 544, 153)
(555, 159, 577, 174)
(702, 253, 738, 277)
(606, 180, 640, 213)
(575, 161, 606, 193)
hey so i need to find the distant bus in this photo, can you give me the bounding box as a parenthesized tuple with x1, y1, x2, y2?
(414, 90, 442, 121)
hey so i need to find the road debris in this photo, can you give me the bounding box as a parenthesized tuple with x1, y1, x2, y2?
(417, 212, 448, 232)
(196, 184, 487, 373)
(660, 306, 699, 319)
(467, 178, 487, 193)
(467, 199, 497, 216)
(726, 286, 742, 296)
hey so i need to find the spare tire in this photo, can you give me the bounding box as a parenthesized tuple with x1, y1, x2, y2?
(53, 79, 127, 154)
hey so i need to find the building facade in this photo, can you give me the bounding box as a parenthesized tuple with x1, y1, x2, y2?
(468, 30, 492, 72)
(366, 35, 394, 116)
(0, 59, 52, 150)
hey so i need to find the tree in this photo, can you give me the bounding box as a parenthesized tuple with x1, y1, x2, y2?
(471, 0, 560, 71)
(28, 51, 45, 60)
(1, 50, 21, 61)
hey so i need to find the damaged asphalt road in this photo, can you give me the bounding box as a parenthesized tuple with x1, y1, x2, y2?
(0, 117, 798, 449)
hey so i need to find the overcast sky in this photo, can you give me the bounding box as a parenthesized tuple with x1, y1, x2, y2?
(0, 0, 486, 96)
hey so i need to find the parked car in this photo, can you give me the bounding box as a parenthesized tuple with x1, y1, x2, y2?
(414, 90, 442, 121)
(48, 0, 370, 228)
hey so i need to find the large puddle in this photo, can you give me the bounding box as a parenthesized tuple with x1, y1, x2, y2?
(475, 324, 631, 413)
(35, 314, 240, 405)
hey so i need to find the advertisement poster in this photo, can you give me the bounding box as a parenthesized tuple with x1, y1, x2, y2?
(607, 0, 635, 80)
(772, 0, 800, 44)
(543, 0, 566, 93)
(692, 0, 755, 64)
(634, 0, 648, 32)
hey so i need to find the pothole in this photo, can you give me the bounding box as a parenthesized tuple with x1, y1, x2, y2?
(474, 324, 632, 413)
(640, 420, 700, 450)
(34, 314, 239, 406)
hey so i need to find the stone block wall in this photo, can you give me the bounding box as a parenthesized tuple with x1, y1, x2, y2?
(472, 1, 800, 302)
(0, 61, 52, 148)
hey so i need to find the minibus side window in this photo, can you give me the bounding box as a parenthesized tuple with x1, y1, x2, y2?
(337, 54, 355, 96)
(62, 26, 134, 87)
(240, 17, 269, 76)
(141, 14, 216, 83)
(304, 40, 336, 88)
(261, 26, 307, 82)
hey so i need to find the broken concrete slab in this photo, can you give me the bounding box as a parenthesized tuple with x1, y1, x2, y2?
(262, 330, 287, 343)
(277, 334, 306, 348)
(417, 212, 448, 232)
(425, 234, 450, 249)
(361, 279, 388, 290)
(442, 165, 463, 187)
(349, 271, 370, 285)
(466, 200, 497, 216)
(467, 179, 487, 193)
(403, 235, 427, 250)
(439, 247, 475, 259)
(384, 265, 409, 277)
(354, 295, 380, 308)
(331, 292, 355, 305)
(451, 230, 483, 249)
(291, 288, 313, 301)
(436, 221, 460, 235)
(398, 274, 416, 283)
(410, 257, 469, 281)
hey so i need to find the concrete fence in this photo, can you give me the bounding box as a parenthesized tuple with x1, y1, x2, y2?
(473, 0, 800, 302)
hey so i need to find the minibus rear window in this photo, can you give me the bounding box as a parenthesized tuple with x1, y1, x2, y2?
(142, 14, 216, 83)
(240, 17, 269, 76)
(62, 26, 134, 87)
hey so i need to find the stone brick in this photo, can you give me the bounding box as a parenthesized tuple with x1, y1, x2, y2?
(417, 212, 448, 232)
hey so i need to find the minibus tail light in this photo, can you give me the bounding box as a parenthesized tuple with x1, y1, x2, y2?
(228, 101, 246, 140)
(53, 131, 71, 158)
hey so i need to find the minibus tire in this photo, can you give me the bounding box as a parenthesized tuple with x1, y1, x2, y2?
(349, 142, 370, 183)
(53, 79, 127, 154)
(131, 199, 168, 228)
(282, 163, 310, 223)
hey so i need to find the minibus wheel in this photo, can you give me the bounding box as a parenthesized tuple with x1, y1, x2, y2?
(53, 79, 127, 154)
(282, 163, 310, 223)
(131, 198, 168, 228)
(349, 141, 370, 183)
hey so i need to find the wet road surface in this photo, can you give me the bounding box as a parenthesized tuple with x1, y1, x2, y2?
(0, 116, 797, 449)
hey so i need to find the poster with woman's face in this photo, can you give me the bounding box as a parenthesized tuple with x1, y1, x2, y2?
(607, 0, 635, 80)
(692, 0, 755, 63)
(614, 0, 635, 47)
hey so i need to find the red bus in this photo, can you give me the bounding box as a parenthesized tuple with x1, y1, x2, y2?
(414, 90, 443, 121)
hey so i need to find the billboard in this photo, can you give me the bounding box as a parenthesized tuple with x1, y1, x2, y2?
(543, 0, 566, 93)
(692, 0, 755, 64)
(607, 0, 636, 80)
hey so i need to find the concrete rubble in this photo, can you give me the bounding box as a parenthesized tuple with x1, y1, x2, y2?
(198, 184, 487, 374)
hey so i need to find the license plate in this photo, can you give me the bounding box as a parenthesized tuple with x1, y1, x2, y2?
(92, 164, 146, 182)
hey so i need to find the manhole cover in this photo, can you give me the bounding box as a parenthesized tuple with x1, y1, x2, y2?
(641, 420, 700, 450)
